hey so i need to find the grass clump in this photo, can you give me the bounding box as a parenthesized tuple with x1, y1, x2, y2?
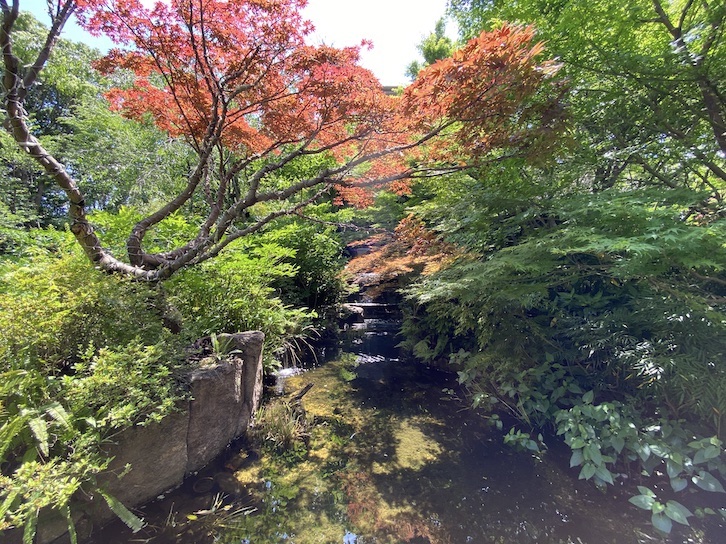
(251, 399, 310, 463)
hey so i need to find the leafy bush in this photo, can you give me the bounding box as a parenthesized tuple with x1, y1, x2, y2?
(260, 218, 348, 311)
(405, 189, 726, 431)
(0, 235, 171, 374)
(0, 208, 346, 538)
(401, 187, 726, 532)
(0, 237, 185, 538)
(166, 240, 316, 370)
(64, 341, 186, 430)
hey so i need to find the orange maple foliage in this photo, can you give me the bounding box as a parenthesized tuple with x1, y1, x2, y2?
(2, 0, 565, 279)
(346, 215, 461, 297)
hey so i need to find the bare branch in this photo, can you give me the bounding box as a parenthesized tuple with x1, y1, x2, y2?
(21, 0, 75, 99)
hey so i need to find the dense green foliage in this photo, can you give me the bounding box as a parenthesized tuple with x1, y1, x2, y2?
(448, 0, 726, 189)
(385, 0, 726, 532)
(0, 237, 184, 536)
(0, 13, 103, 225)
(402, 181, 726, 503)
(0, 214, 345, 538)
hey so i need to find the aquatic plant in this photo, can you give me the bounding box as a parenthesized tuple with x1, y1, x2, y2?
(251, 400, 310, 461)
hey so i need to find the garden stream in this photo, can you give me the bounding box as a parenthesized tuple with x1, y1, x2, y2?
(93, 305, 712, 543)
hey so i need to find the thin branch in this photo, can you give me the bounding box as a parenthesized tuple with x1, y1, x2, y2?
(195, 186, 333, 265)
(20, 0, 74, 99)
(690, 269, 726, 287)
(126, 92, 225, 266)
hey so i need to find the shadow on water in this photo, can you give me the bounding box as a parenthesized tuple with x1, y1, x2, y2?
(91, 314, 721, 543)
(310, 324, 641, 543)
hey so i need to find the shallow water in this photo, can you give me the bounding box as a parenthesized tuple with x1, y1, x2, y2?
(92, 321, 720, 543)
(243, 338, 642, 543)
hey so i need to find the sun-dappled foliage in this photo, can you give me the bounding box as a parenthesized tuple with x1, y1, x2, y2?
(0, 216, 343, 536)
(2, 1, 564, 280)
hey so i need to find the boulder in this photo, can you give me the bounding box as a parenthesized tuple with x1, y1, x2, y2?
(186, 331, 264, 472)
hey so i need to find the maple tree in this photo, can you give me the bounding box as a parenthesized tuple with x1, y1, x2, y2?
(1, 0, 564, 281)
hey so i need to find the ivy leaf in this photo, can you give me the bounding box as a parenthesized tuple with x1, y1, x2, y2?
(664, 501, 692, 525)
(669, 478, 688, 492)
(703, 445, 721, 460)
(651, 512, 673, 534)
(692, 471, 726, 493)
(650, 444, 668, 458)
(666, 459, 682, 479)
(586, 443, 602, 465)
(594, 464, 614, 485)
(611, 436, 625, 454)
(629, 494, 655, 510)
(637, 486, 656, 497)
(637, 443, 651, 462)
(693, 448, 708, 465)
(582, 390, 594, 404)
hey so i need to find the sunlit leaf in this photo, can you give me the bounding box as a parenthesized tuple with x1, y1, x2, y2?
(692, 471, 726, 493)
(28, 416, 49, 457)
(98, 489, 144, 533)
(23, 507, 38, 544)
(664, 501, 692, 525)
(45, 402, 72, 430)
(60, 504, 78, 544)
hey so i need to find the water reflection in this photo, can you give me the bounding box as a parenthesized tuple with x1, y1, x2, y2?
(252, 317, 665, 543)
(92, 314, 713, 543)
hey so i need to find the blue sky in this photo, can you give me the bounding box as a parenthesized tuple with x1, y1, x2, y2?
(21, 0, 457, 86)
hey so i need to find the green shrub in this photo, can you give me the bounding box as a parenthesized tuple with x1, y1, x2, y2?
(405, 189, 726, 435)
(64, 341, 186, 430)
(0, 236, 184, 538)
(402, 187, 726, 533)
(0, 218, 336, 537)
(167, 240, 317, 370)
(260, 218, 348, 310)
(0, 236, 169, 374)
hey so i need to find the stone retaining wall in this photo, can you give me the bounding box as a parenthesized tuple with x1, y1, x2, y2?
(14, 331, 264, 544)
